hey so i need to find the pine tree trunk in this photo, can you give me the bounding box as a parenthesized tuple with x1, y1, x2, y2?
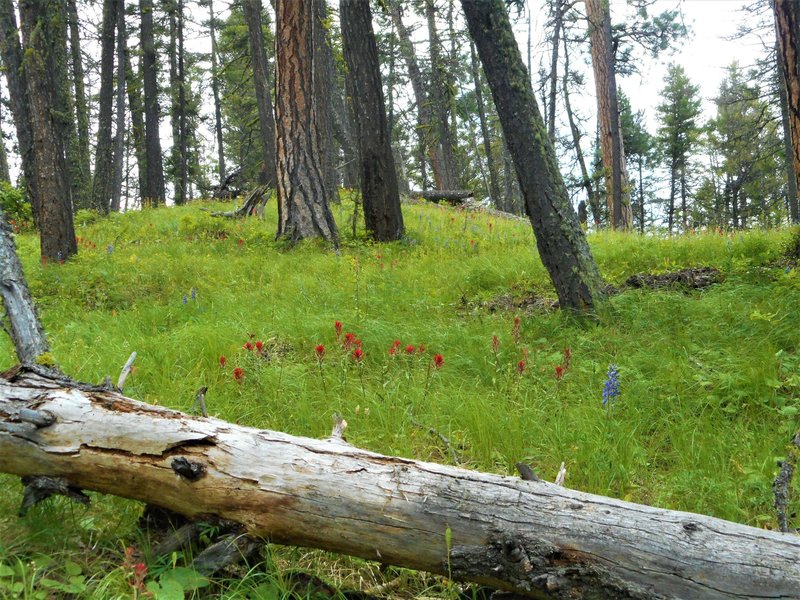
(0, 102, 9, 182)
(463, 0, 605, 311)
(208, 0, 226, 187)
(274, 0, 338, 245)
(91, 0, 119, 214)
(242, 0, 277, 188)
(546, 0, 562, 143)
(124, 36, 147, 207)
(0, 0, 39, 219)
(340, 0, 404, 242)
(777, 43, 799, 224)
(18, 0, 77, 262)
(177, 0, 188, 203)
(470, 42, 501, 206)
(140, 0, 166, 206)
(313, 0, 339, 204)
(110, 0, 126, 213)
(67, 0, 91, 206)
(584, 0, 632, 230)
(774, 0, 800, 224)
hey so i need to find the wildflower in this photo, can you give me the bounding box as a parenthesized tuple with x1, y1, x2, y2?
(106, 244, 114, 254)
(233, 367, 245, 381)
(219, 355, 226, 367)
(555, 365, 564, 380)
(513, 316, 521, 345)
(355, 338, 362, 347)
(315, 344, 325, 360)
(433, 354, 444, 369)
(191, 287, 197, 301)
(352, 347, 364, 362)
(518, 360, 526, 374)
(182, 295, 188, 305)
(602, 364, 620, 406)
(563, 347, 572, 369)
(335, 321, 343, 340)
(389, 346, 397, 356)
(244, 341, 254, 351)
(237, 238, 244, 247)
(405, 344, 415, 354)
(393, 340, 401, 348)
(492, 335, 499, 354)
(417, 344, 426, 353)
(255, 340, 264, 352)
(344, 332, 356, 349)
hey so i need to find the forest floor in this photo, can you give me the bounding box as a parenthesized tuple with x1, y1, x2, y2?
(1, 195, 799, 598)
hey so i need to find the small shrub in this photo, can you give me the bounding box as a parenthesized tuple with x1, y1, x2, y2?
(0, 181, 33, 232)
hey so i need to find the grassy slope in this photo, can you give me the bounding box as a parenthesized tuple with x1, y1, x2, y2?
(1, 198, 799, 598)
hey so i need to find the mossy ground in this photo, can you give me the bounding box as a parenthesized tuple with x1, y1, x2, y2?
(1, 196, 798, 598)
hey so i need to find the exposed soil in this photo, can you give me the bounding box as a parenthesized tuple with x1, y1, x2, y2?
(624, 266, 723, 291)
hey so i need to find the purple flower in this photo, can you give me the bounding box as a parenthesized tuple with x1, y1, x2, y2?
(602, 364, 620, 407)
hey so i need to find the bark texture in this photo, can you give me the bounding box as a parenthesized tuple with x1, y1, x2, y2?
(584, 0, 632, 229)
(462, 0, 604, 311)
(0, 368, 799, 599)
(340, 0, 404, 241)
(774, 0, 800, 224)
(207, 0, 226, 187)
(242, 0, 277, 188)
(274, 0, 338, 245)
(18, 0, 77, 262)
(470, 41, 501, 206)
(140, 0, 166, 206)
(67, 0, 91, 204)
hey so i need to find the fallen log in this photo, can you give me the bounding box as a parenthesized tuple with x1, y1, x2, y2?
(207, 185, 271, 218)
(1, 366, 799, 600)
(410, 189, 474, 204)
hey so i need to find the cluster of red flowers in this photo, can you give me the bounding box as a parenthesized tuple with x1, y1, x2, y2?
(122, 547, 148, 594)
(555, 347, 572, 380)
(326, 321, 443, 369)
(75, 236, 97, 250)
(388, 340, 427, 356)
(6, 218, 31, 233)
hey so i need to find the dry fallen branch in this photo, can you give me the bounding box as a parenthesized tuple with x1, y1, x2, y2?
(774, 431, 800, 533)
(1, 367, 799, 600)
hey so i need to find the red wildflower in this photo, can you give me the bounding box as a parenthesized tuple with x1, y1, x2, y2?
(405, 344, 415, 354)
(389, 346, 397, 356)
(355, 338, 362, 347)
(417, 344, 426, 353)
(433, 354, 444, 369)
(492, 335, 499, 354)
(233, 367, 245, 381)
(244, 341, 253, 351)
(393, 340, 401, 348)
(255, 340, 264, 352)
(315, 344, 325, 360)
(344, 332, 356, 349)
(555, 365, 564, 380)
(219, 355, 227, 367)
(237, 238, 244, 247)
(352, 347, 364, 362)
(335, 321, 343, 340)
(517, 360, 526, 374)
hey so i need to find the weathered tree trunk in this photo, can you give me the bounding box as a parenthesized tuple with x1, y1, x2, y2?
(584, 0, 632, 230)
(66, 0, 91, 206)
(777, 41, 800, 224)
(462, 0, 605, 311)
(774, 0, 800, 224)
(411, 189, 474, 204)
(0, 367, 799, 600)
(123, 24, 147, 207)
(91, 0, 119, 214)
(470, 42, 501, 206)
(0, 0, 38, 219)
(0, 102, 9, 182)
(274, 0, 338, 245)
(140, 0, 166, 206)
(426, 0, 458, 191)
(18, 0, 77, 262)
(562, 36, 601, 226)
(176, 0, 188, 204)
(110, 0, 126, 213)
(207, 0, 226, 188)
(340, 0, 404, 242)
(313, 0, 339, 204)
(0, 211, 48, 362)
(242, 0, 277, 188)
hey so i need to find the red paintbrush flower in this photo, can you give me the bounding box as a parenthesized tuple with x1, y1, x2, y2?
(433, 354, 444, 369)
(335, 321, 343, 340)
(352, 347, 364, 362)
(405, 344, 415, 354)
(315, 344, 325, 360)
(233, 367, 245, 381)
(344, 332, 356, 349)
(555, 365, 564, 380)
(518, 360, 526, 374)
(219, 355, 226, 367)
(244, 341, 253, 351)
(255, 340, 264, 352)
(393, 340, 401, 348)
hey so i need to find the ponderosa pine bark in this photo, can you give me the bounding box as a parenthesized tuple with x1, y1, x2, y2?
(274, 0, 338, 245)
(242, 0, 277, 188)
(773, 0, 800, 224)
(340, 0, 404, 241)
(0, 0, 38, 218)
(462, 0, 604, 311)
(91, 0, 119, 214)
(140, 0, 166, 206)
(584, 0, 632, 229)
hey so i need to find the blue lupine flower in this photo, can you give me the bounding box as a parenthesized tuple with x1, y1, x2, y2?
(106, 244, 114, 254)
(190, 287, 197, 301)
(602, 364, 620, 406)
(182, 295, 188, 305)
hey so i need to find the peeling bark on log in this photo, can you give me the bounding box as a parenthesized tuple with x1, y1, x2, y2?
(1, 368, 799, 599)
(410, 190, 474, 204)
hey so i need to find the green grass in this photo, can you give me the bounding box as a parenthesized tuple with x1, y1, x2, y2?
(1, 197, 799, 598)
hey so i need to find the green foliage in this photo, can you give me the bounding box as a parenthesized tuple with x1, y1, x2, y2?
(0, 181, 33, 231)
(0, 201, 798, 598)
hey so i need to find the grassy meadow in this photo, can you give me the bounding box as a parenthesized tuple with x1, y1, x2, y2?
(1, 195, 799, 598)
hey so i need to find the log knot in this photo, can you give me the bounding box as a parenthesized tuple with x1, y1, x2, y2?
(171, 457, 207, 482)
